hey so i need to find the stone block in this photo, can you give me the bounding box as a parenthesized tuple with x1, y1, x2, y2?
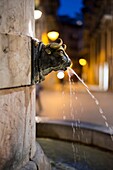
(0, 85, 36, 170)
(0, 33, 31, 89)
(0, 0, 34, 37)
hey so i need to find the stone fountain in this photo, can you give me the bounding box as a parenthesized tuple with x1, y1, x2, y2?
(0, 0, 71, 169)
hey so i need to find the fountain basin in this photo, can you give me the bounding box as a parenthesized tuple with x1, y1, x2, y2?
(37, 138, 113, 170)
(36, 119, 113, 170)
(36, 119, 113, 151)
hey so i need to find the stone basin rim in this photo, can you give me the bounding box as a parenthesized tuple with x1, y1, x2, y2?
(36, 119, 113, 152)
(37, 119, 113, 135)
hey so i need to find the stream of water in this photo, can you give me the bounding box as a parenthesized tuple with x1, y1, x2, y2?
(67, 67, 113, 166)
(67, 67, 113, 136)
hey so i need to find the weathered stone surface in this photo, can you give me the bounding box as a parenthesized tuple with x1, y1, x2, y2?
(0, 0, 34, 37)
(0, 85, 36, 170)
(32, 142, 51, 170)
(21, 142, 52, 170)
(21, 161, 37, 170)
(92, 131, 113, 151)
(0, 33, 31, 89)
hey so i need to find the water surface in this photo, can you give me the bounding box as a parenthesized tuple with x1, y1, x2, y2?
(37, 138, 113, 170)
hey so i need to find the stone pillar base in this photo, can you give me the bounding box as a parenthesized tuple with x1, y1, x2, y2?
(21, 142, 51, 170)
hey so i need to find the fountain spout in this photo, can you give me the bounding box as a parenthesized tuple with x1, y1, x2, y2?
(31, 38, 71, 83)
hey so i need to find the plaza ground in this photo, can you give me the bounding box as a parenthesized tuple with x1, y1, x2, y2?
(36, 83, 113, 128)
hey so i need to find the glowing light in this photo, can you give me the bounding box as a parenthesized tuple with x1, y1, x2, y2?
(79, 58, 87, 66)
(70, 62, 73, 68)
(57, 71, 65, 79)
(28, 20, 33, 37)
(103, 63, 109, 91)
(41, 32, 49, 44)
(34, 10, 42, 20)
(99, 63, 109, 91)
(76, 20, 83, 26)
(47, 31, 59, 41)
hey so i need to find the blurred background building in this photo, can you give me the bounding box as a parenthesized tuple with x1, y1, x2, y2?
(34, 0, 113, 91)
(82, 0, 113, 91)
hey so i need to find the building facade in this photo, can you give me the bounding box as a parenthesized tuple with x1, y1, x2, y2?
(83, 0, 113, 91)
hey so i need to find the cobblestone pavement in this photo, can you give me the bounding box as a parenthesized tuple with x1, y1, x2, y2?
(36, 84, 113, 128)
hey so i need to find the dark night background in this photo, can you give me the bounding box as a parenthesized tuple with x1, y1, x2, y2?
(58, 0, 83, 17)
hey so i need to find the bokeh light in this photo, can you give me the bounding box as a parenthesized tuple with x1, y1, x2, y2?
(79, 58, 87, 66)
(57, 71, 65, 79)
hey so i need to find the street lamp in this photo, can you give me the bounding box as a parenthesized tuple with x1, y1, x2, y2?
(79, 58, 87, 66)
(34, 10, 42, 20)
(47, 31, 59, 41)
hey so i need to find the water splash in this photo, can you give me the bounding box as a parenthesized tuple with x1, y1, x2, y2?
(69, 74, 75, 120)
(62, 90, 66, 120)
(68, 69, 82, 164)
(67, 67, 113, 140)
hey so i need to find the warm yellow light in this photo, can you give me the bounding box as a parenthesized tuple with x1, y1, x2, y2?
(34, 10, 42, 20)
(57, 71, 65, 79)
(41, 32, 49, 45)
(47, 31, 59, 41)
(70, 62, 73, 68)
(79, 58, 87, 66)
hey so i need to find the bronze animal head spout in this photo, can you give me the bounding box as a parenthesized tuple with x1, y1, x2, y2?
(32, 38, 71, 83)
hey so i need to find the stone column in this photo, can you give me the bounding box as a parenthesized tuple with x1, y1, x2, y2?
(0, 1, 51, 170)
